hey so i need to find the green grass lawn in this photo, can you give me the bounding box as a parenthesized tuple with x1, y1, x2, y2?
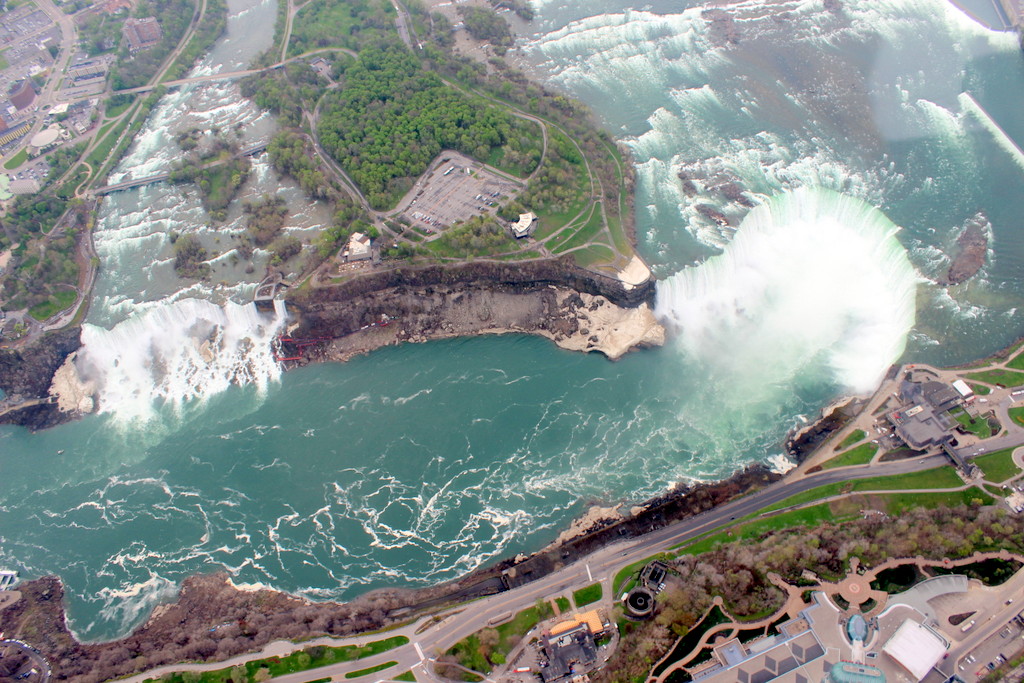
(762, 466, 964, 515)
(87, 112, 135, 169)
(573, 243, 616, 268)
(105, 96, 136, 119)
(552, 203, 605, 254)
(4, 147, 27, 170)
(676, 481, 994, 559)
(836, 429, 866, 450)
(969, 382, 992, 396)
(973, 447, 1022, 483)
(28, 289, 78, 322)
(1006, 350, 1024, 371)
(966, 368, 1024, 388)
(678, 504, 836, 557)
(612, 557, 651, 595)
(1009, 406, 1024, 426)
(147, 636, 409, 683)
(952, 409, 994, 439)
(573, 583, 603, 608)
(394, 672, 417, 682)
(555, 596, 570, 612)
(821, 443, 878, 470)
(346, 661, 397, 678)
(879, 488, 994, 514)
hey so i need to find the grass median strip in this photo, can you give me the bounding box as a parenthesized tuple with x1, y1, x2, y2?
(345, 661, 398, 678)
(821, 443, 878, 470)
(147, 635, 409, 683)
(572, 582, 603, 608)
(973, 447, 1022, 483)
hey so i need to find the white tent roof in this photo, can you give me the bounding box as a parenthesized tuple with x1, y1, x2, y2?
(882, 619, 946, 681)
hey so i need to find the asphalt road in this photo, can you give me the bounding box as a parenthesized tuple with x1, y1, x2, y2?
(264, 453, 953, 682)
(938, 569, 1024, 681)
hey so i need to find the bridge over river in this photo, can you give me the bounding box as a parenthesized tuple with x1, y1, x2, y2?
(93, 142, 269, 196)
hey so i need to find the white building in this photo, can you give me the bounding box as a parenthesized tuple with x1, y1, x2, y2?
(512, 211, 537, 239)
(345, 231, 372, 262)
(0, 570, 17, 590)
(952, 379, 975, 404)
(882, 619, 948, 681)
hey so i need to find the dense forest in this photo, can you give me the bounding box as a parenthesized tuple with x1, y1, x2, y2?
(172, 233, 209, 279)
(286, 0, 397, 56)
(240, 63, 327, 129)
(457, 6, 513, 54)
(266, 131, 333, 200)
(316, 46, 520, 209)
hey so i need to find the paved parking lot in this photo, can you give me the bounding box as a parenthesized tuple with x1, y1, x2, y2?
(397, 152, 523, 237)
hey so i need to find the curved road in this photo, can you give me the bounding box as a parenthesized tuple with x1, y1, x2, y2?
(122, 453, 953, 683)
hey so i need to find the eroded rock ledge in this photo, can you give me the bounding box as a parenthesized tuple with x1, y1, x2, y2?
(291, 257, 664, 363)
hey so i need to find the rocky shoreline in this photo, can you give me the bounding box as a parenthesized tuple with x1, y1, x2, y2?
(1, 256, 663, 431)
(290, 257, 663, 366)
(0, 327, 82, 431)
(0, 463, 777, 683)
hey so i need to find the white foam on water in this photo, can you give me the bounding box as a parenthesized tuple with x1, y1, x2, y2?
(656, 187, 919, 395)
(77, 299, 286, 423)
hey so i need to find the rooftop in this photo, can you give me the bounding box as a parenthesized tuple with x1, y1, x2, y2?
(881, 619, 947, 682)
(539, 623, 598, 683)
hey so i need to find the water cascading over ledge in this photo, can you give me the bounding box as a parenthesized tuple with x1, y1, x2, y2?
(77, 299, 288, 423)
(655, 187, 920, 397)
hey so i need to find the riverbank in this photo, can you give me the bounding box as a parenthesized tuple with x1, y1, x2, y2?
(0, 462, 776, 683)
(0, 327, 81, 431)
(289, 256, 663, 366)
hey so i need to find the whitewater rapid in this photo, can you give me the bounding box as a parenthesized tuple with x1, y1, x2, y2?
(77, 299, 287, 422)
(656, 187, 918, 395)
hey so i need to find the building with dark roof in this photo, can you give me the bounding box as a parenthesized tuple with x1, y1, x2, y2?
(886, 379, 964, 452)
(123, 17, 162, 52)
(8, 80, 36, 111)
(538, 623, 598, 683)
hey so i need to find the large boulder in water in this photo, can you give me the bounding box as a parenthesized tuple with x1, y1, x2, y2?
(941, 214, 989, 286)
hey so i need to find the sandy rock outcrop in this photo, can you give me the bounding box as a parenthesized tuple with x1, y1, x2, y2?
(48, 352, 96, 414)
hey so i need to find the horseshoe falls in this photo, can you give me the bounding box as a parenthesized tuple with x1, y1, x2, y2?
(656, 188, 919, 396)
(3, 0, 1024, 643)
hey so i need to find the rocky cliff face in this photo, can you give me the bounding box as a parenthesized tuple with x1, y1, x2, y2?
(0, 327, 81, 431)
(290, 257, 663, 363)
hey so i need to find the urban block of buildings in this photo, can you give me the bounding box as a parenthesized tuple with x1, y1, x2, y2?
(689, 585, 956, 683)
(122, 17, 162, 53)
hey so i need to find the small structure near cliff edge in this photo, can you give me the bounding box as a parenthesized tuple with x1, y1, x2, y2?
(512, 211, 537, 239)
(0, 569, 17, 590)
(344, 232, 372, 262)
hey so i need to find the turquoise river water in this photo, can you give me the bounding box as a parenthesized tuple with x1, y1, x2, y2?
(1, 0, 1023, 642)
